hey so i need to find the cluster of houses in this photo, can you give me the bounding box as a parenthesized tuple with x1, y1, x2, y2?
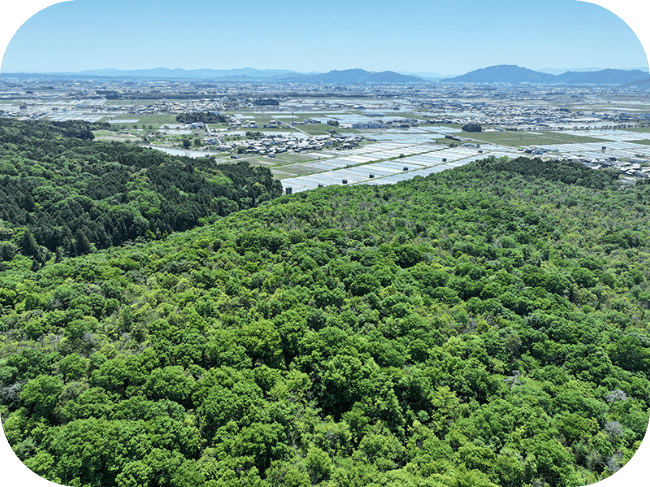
(227, 118, 326, 129)
(617, 161, 650, 178)
(549, 154, 650, 178)
(229, 119, 259, 129)
(581, 159, 650, 178)
(205, 132, 363, 156)
(343, 118, 421, 129)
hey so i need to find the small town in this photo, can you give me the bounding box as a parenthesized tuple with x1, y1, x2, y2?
(2, 72, 650, 195)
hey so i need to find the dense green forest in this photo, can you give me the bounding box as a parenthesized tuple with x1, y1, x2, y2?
(176, 113, 228, 124)
(0, 119, 282, 267)
(1, 153, 649, 487)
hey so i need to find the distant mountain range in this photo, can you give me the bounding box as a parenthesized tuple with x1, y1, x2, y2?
(621, 77, 650, 88)
(537, 67, 606, 75)
(282, 69, 424, 84)
(537, 66, 648, 75)
(443, 65, 648, 85)
(75, 67, 302, 79)
(400, 71, 451, 80)
(3, 65, 648, 85)
(1, 67, 423, 84)
(81, 67, 424, 84)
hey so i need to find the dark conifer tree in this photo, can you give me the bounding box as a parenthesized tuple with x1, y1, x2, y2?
(62, 237, 72, 257)
(23, 193, 36, 212)
(75, 229, 92, 255)
(20, 230, 38, 257)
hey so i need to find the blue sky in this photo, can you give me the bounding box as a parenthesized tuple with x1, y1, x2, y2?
(1, 0, 648, 75)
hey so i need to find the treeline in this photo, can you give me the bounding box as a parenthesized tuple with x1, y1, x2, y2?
(253, 98, 280, 106)
(478, 157, 618, 190)
(0, 156, 648, 487)
(461, 123, 482, 132)
(0, 119, 105, 142)
(175, 112, 228, 124)
(0, 119, 283, 267)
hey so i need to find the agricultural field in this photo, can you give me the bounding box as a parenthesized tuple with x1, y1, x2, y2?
(105, 99, 182, 106)
(234, 127, 296, 135)
(301, 123, 349, 135)
(629, 139, 650, 146)
(115, 114, 179, 126)
(464, 130, 609, 147)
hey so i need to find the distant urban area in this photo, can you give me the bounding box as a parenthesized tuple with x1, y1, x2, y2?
(2, 64, 650, 193)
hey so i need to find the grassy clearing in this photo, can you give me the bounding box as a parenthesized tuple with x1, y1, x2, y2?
(91, 130, 114, 137)
(301, 124, 341, 135)
(246, 159, 276, 167)
(629, 139, 650, 146)
(238, 113, 273, 124)
(93, 134, 138, 142)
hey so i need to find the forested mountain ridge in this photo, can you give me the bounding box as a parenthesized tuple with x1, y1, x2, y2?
(1, 156, 650, 487)
(0, 119, 282, 268)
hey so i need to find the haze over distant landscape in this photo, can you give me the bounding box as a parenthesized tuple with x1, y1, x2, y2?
(6, 65, 648, 86)
(1, 0, 647, 75)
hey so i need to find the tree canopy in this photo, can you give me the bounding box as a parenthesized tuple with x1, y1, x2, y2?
(1, 151, 649, 487)
(462, 123, 482, 133)
(0, 119, 282, 265)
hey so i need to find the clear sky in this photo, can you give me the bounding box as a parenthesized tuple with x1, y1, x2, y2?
(1, 0, 648, 75)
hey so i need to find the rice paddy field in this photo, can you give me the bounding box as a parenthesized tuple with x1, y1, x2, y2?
(7, 93, 650, 195)
(131, 122, 650, 195)
(116, 114, 179, 125)
(463, 130, 609, 147)
(272, 127, 650, 194)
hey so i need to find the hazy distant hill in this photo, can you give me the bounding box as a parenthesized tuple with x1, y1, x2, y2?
(400, 71, 449, 80)
(282, 68, 424, 84)
(364, 70, 424, 83)
(444, 64, 648, 85)
(538, 66, 649, 75)
(13, 67, 423, 83)
(537, 67, 605, 75)
(556, 68, 648, 84)
(621, 77, 650, 88)
(73, 67, 302, 79)
(444, 65, 555, 84)
(5, 65, 646, 85)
